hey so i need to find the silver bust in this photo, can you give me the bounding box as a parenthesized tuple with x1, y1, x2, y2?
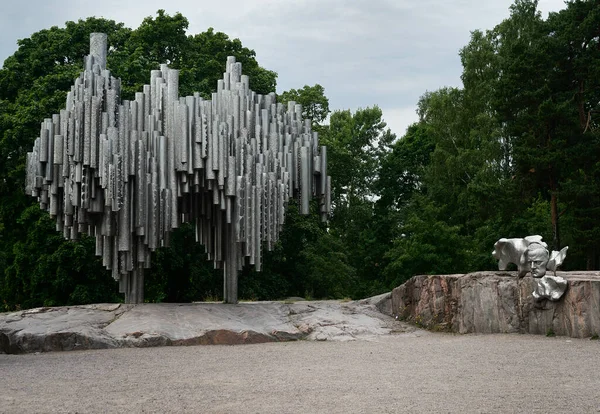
(492, 235, 568, 301)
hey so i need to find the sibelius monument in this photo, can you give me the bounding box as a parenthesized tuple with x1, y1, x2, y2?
(25, 33, 331, 304)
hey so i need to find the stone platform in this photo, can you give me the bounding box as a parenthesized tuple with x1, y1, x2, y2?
(392, 271, 600, 338)
(0, 295, 417, 354)
(4, 271, 596, 354)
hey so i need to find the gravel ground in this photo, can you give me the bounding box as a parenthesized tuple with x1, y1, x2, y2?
(1, 332, 599, 413)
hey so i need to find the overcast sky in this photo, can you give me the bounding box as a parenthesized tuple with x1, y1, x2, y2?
(0, 0, 567, 137)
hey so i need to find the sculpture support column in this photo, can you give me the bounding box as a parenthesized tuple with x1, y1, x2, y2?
(223, 216, 238, 304)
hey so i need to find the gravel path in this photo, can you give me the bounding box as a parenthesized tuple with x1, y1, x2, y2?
(1, 332, 599, 413)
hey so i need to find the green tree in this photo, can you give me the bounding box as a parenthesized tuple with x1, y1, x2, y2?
(320, 107, 396, 297)
(279, 84, 330, 125)
(489, 0, 600, 267)
(388, 0, 600, 276)
(183, 28, 277, 98)
(375, 123, 435, 212)
(4, 206, 120, 310)
(544, 0, 600, 268)
(0, 17, 131, 310)
(383, 196, 468, 287)
(491, 0, 567, 249)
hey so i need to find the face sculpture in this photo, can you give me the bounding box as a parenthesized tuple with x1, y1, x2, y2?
(526, 244, 549, 278)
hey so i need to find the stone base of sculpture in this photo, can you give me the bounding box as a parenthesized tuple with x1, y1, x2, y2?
(391, 271, 600, 338)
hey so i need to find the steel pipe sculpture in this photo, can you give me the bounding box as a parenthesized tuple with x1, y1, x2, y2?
(25, 33, 331, 304)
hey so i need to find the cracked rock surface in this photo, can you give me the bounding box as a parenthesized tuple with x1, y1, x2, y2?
(392, 271, 600, 338)
(0, 294, 420, 354)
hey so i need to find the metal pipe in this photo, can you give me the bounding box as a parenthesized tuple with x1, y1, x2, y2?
(24, 36, 332, 304)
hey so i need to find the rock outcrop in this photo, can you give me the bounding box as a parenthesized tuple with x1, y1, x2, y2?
(391, 271, 600, 338)
(6, 271, 594, 354)
(0, 299, 417, 354)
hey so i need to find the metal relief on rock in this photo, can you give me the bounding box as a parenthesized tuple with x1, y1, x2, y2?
(492, 235, 569, 301)
(25, 33, 331, 304)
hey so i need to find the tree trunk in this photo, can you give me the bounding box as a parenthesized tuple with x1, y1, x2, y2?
(578, 80, 586, 130)
(550, 192, 560, 250)
(587, 246, 598, 271)
(549, 175, 560, 251)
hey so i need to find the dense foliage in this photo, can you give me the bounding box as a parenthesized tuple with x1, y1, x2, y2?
(2, 1, 599, 310)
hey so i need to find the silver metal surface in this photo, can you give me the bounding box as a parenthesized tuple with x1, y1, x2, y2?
(492, 235, 569, 301)
(25, 33, 331, 304)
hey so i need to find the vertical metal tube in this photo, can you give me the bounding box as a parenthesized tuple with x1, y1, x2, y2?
(24, 38, 332, 305)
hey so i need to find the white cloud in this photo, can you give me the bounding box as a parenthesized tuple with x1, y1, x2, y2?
(381, 106, 420, 138)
